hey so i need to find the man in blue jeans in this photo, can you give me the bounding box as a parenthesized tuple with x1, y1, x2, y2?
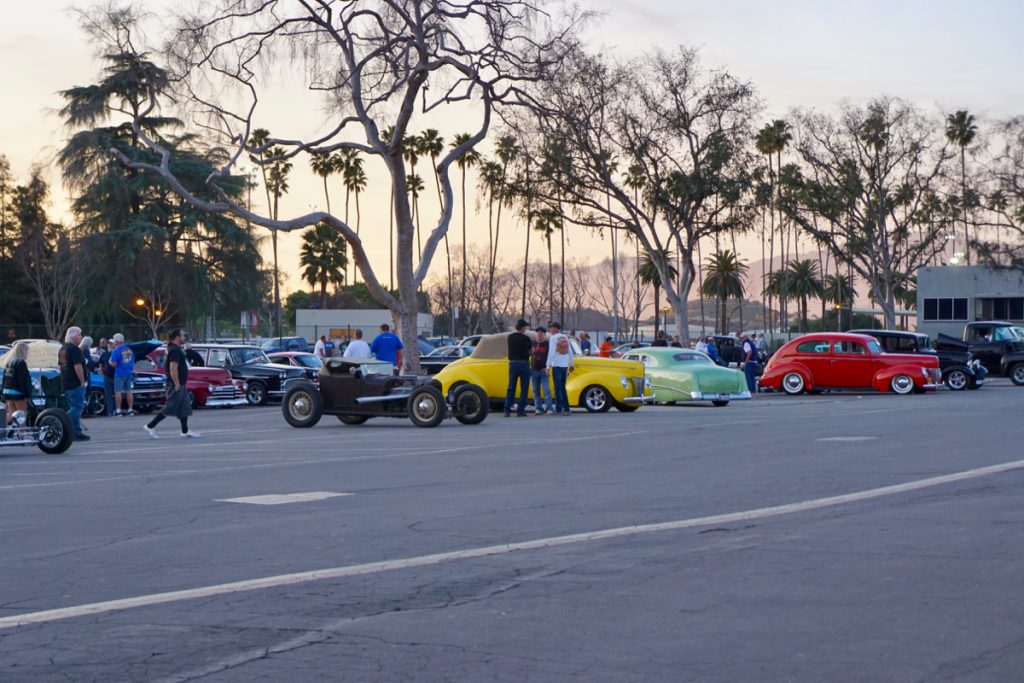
(504, 319, 532, 417)
(741, 334, 758, 393)
(530, 327, 554, 415)
(546, 321, 574, 415)
(58, 326, 90, 441)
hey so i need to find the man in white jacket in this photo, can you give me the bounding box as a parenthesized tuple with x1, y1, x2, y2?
(546, 321, 574, 416)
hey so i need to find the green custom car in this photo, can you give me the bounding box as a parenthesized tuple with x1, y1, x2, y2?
(622, 347, 751, 407)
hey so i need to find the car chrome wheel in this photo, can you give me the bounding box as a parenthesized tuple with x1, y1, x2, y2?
(583, 385, 609, 413)
(890, 374, 914, 395)
(246, 382, 266, 405)
(945, 370, 968, 391)
(1012, 364, 1024, 386)
(288, 391, 313, 419)
(782, 372, 804, 395)
(414, 395, 439, 421)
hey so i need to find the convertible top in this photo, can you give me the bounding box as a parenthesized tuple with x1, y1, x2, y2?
(470, 332, 538, 360)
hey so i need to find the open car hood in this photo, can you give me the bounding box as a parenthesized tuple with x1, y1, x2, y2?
(129, 341, 162, 361)
(935, 334, 970, 353)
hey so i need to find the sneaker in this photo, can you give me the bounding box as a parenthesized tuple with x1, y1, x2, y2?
(143, 425, 159, 440)
(180, 431, 201, 439)
(75, 433, 91, 441)
(562, 411, 571, 416)
(535, 410, 546, 416)
(114, 410, 122, 417)
(126, 410, 135, 417)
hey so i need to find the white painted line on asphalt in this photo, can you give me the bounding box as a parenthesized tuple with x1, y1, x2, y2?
(0, 430, 651, 491)
(816, 436, 878, 442)
(216, 491, 352, 505)
(3, 456, 1024, 631)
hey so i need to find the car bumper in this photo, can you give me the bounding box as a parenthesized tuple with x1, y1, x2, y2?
(204, 396, 249, 407)
(622, 394, 657, 404)
(922, 383, 941, 391)
(690, 390, 752, 401)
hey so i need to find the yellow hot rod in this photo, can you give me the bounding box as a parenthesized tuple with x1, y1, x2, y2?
(433, 333, 652, 412)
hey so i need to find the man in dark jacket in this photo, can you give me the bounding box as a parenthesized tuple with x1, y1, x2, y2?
(97, 339, 115, 416)
(144, 329, 199, 439)
(59, 326, 90, 441)
(504, 319, 532, 417)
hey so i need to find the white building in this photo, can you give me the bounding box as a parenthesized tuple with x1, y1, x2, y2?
(917, 265, 1024, 338)
(295, 309, 434, 342)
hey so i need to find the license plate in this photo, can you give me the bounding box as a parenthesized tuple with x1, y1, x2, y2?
(717, 393, 729, 400)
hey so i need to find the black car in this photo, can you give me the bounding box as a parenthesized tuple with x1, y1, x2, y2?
(961, 322, 1024, 385)
(0, 400, 75, 454)
(189, 344, 308, 405)
(851, 329, 986, 391)
(281, 358, 488, 429)
(419, 345, 474, 376)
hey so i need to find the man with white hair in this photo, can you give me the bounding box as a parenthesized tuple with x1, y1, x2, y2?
(109, 333, 135, 416)
(59, 326, 90, 441)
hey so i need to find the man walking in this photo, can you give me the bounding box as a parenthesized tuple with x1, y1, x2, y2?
(98, 338, 115, 416)
(109, 333, 135, 416)
(504, 319, 532, 417)
(144, 329, 199, 439)
(58, 326, 90, 441)
(546, 321, 574, 416)
(343, 329, 372, 359)
(741, 333, 758, 393)
(370, 324, 404, 371)
(530, 326, 554, 415)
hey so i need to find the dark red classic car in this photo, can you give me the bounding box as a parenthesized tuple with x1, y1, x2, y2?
(138, 346, 248, 408)
(760, 333, 942, 395)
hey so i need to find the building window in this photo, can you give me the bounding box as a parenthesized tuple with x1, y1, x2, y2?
(923, 298, 968, 322)
(977, 297, 1024, 321)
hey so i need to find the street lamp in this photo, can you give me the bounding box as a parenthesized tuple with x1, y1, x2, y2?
(662, 306, 671, 337)
(135, 297, 145, 307)
(834, 303, 842, 331)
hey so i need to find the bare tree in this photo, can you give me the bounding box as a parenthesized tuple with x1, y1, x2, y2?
(514, 47, 758, 345)
(101, 2, 576, 369)
(977, 117, 1024, 266)
(783, 98, 956, 327)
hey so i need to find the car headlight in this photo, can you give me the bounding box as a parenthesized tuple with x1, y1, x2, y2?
(208, 384, 216, 392)
(620, 375, 629, 389)
(644, 375, 652, 390)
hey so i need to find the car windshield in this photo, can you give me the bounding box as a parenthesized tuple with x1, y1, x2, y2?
(671, 352, 712, 365)
(230, 348, 270, 365)
(292, 354, 322, 368)
(994, 326, 1024, 341)
(426, 346, 455, 357)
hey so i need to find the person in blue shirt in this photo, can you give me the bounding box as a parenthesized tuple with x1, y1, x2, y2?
(370, 323, 404, 370)
(109, 333, 135, 416)
(706, 340, 724, 366)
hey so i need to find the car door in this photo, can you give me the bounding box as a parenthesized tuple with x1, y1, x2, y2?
(792, 339, 834, 387)
(965, 326, 1001, 373)
(832, 340, 874, 388)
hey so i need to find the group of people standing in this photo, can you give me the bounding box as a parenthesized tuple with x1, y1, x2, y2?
(504, 320, 574, 417)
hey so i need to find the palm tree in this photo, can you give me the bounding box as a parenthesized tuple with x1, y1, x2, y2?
(403, 133, 423, 253)
(784, 259, 824, 332)
(451, 133, 480, 335)
(263, 143, 292, 340)
(945, 110, 977, 263)
(756, 120, 792, 332)
(300, 222, 348, 308)
(407, 172, 424, 261)
(343, 156, 366, 284)
(417, 129, 452, 331)
(489, 134, 518, 329)
(823, 273, 857, 331)
(701, 249, 748, 334)
(639, 249, 678, 338)
(309, 151, 334, 213)
(624, 164, 646, 340)
(534, 207, 560, 320)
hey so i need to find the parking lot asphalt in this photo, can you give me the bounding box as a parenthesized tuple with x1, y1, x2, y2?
(2, 383, 1024, 682)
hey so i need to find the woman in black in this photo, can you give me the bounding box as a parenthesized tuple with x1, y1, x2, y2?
(143, 329, 199, 439)
(2, 342, 32, 425)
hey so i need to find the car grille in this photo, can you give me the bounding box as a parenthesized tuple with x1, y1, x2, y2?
(210, 385, 242, 400)
(629, 377, 645, 397)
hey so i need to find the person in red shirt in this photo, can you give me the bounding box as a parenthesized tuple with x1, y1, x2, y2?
(599, 336, 614, 358)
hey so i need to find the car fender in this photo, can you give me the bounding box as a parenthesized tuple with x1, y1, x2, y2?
(760, 361, 814, 391)
(999, 352, 1024, 374)
(565, 367, 622, 405)
(872, 364, 928, 392)
(434, 359, 491, 397)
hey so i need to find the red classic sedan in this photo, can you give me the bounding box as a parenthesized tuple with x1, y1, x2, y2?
(139, 347, 248, 408)
(760, 333, 942, 395)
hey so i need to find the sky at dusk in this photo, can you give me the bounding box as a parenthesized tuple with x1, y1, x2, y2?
(1, 0, 1022, 296)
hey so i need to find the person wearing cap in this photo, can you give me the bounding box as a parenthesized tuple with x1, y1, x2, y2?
(504, 319, 532, 417)
(530, 326, 554, 415)
(546, 321, 574, 415)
